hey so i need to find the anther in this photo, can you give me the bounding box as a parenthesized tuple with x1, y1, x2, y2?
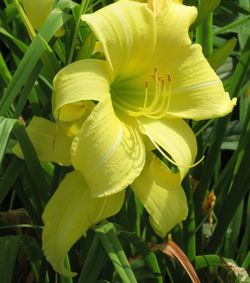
(144, 80, 149, 108)
(161, 79, 165, 88)
(53, 108, 61, 151)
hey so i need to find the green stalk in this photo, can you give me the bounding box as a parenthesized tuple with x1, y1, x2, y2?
(67, 0, 90, 64)
(182, 175, 196, 261)
(206, 117, 250, 252)
(195, 12, 213, 57)
(95, 222, 138, 283)
(59, 256, 73, 283)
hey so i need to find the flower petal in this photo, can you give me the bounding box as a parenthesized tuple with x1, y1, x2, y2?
(13, 117, 72, 165)
(23, 0, 53, 30)
(155, 1, 235, 119)
(58, 101, 95, 138)
(82, 1, 156, 79)
(42, 170, 125, 277)
(139, 117, 197, 179)
(52, 59, 111, 121)
(71, 98, 146, 197)
(131, 153, 188, 237)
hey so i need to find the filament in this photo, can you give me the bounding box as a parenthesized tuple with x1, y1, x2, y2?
(146, 131, 204, 170)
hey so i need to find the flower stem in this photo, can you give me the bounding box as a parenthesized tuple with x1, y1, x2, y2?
(67, 0, 90, 64)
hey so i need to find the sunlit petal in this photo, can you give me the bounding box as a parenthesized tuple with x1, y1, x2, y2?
(52, 59, 111, 121)
(139, 117, 197, 179)
(13, 117, 72, 165)
(82, 1, 156, 79)
(155, 1, 235, 119)
(58, 101, 95, 138)
(131, 153, 188, 237)
(71, 98, 146, 197)
(42, 170, 125, 277)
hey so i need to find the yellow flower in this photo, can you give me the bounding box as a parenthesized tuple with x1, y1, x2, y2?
(23, 0, 54, 30)
(23, 0, 65, 36)
(14, 0, 235, 276)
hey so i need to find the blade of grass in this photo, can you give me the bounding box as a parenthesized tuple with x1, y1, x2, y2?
(0, 7, 71, 116)
(223, 201, 244, 258)
(208, 37, 237, 70)
(77, 235, 108, 283)
(242, 252, 250, 270)
(182, 175, 196, 261)
(194, 255, 225, 269)
(60, 256, 73, 283)
(0, 117, 18, 166)
(0, 157, 22, 204)
(0, 26, 27, 57)
(214, 15, 250, 35)
(237, 194, 250, 265)
(191, 0, 220, 30)
(0, 236, 22, 283)
(0, 51, 12, 84)
(13, 124, 50, 211)
(67, 0, 90, 63)
(14, 62, 42, 117)
(95, 221, 138, 283)
(194, 38, 250, 219)
(195, 0, 214, 57)
(206, 118, 250, 252)
(117, 229, 163, 283)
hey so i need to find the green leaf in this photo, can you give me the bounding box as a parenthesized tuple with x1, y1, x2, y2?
(0, 7, 71, 116)
(194, 255, 225, 269)
(0, 236, 22, 283)
(0, 157, 22, 204)
(13, 124, 50, 215)
(191, 0, 221, 30)
(95, 221, 138, 283)
(208, 37, 237, 70)
(117, 228, 163, 283)
(0, 117, 18, 167)
(78, 235, 108, 283)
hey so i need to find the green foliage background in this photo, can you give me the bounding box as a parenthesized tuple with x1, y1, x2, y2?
(0, 0, 250, 282)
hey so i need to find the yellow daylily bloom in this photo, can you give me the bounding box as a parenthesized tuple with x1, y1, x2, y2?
(15, 0, 236, 276)
(42, 170, 125, 276)
(23, 0, 54, 30)
(13, 117, 72, 165)
(23, 0, 65, 36)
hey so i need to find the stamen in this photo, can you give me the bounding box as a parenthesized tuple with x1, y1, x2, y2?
(112, 67, 172, 119)
(144, 73, 172, 119)
(52, 108, 60, 151)
(144, 80, 149, 108)
(146, 132, 205, 169)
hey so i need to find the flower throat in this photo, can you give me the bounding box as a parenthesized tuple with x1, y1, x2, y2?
(112, 67, 172, 119)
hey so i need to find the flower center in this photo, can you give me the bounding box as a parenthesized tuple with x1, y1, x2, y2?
(111, 67, 172, 120)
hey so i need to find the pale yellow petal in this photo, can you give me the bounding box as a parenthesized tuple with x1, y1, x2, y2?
(155, 1, 235, 119)
(82, 1, 156, 79)
(42, 170, 125, 277)
(58, 101, 95, 138)
(71, 98, 146, 197)
(52, 59, 111, 121)
(131, 153, 188, 237)
(139, 117, 197, 179)
(13, 117, 72, 165)
(23, 0, 53, 30)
